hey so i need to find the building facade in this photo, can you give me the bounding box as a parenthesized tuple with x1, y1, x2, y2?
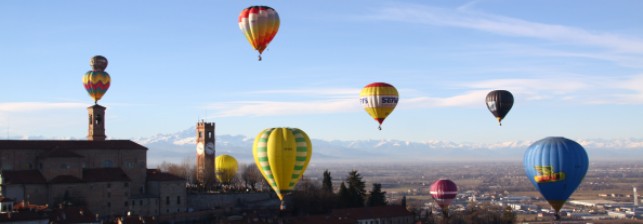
(0, 104, 186, 219)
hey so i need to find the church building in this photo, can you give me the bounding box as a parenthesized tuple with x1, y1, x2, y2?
(0, 103, 187, 219)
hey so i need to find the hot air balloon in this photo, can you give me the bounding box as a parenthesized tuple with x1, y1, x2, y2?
(523, 137, 589, 220)
(253, 127, 312, 210)
(485, 90, 513, 126)
(430, 178, 458, 218)
(82, 55, 111, 104)
(215, 154, 238, 184)
(359, 82, 399, 130)
(239, 6, 280, 61)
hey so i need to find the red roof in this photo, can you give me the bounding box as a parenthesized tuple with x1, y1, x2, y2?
(1, 170, 47, 184)
(292, 206, 413, 224)
(0, 196, 14, 203)
(146, 169, 185, 182)
(0, 140, 146, 151)
(83, 168, 131, 182)
(50, 175, 83, 184)
(49, 206, 98, 223)
(119, 215, 158, 224)
(330, 205, 413, 220)
(0, 210, 49, 222)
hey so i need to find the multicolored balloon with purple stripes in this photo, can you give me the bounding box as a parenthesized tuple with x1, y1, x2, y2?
(252, 127, 312, 210)
(82, 55, 111, 104)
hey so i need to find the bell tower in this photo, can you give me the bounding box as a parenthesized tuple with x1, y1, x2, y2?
(87, 104, 106, 141)
(196, 120, 216, 186)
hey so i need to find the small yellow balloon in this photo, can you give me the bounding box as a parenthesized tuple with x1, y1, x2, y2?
(215, 154, 238, 184)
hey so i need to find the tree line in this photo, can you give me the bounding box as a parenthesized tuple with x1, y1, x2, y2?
(290, 170, 388, 215)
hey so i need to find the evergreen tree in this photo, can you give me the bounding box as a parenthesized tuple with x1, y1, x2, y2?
(346, 170, 366, 207)
(337, 182, 350, 208)
(366, 183, 387, 207)
(322, 170, 333, 193)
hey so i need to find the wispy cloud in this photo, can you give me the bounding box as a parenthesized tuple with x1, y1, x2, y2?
(403, 91, 487, 108)
(246, 88, 360, 98)
(596, 74, 643, 104)
(0, 102, 86, 112)
(202, 72, 643, 118)
(368, 3, 643, 53)
(205, 99, 359, 118)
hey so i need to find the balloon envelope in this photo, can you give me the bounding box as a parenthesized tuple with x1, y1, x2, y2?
(82, 71, 110, 103)
(253, 128, 312, 202)
(430, 179, 458, 210)
(359, 82, 399, 129)
(239, 6, 280, 60)
(523, 137, 589, 213)
(485, 90, 513, 125)
(215, 154, 238, 184)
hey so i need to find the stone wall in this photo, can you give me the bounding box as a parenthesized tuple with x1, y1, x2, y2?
(187, 192, 271, 210)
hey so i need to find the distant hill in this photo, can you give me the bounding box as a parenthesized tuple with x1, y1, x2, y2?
(132, 127, 643, 166)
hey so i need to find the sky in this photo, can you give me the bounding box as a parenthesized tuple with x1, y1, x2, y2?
(1, 0, 643, 145)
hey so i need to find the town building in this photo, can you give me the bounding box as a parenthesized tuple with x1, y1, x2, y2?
(0, 103, 187, 220)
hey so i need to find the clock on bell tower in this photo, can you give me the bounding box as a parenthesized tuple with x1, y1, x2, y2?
(196, 120, 216, 186)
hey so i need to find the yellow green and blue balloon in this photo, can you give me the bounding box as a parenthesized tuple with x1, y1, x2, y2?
(253, 127, 312, 210)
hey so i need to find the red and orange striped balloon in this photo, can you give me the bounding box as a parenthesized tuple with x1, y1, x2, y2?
(238, 6, 280, 61)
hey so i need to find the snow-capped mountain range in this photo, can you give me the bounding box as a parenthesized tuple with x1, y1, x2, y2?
(133, 127, 643, 166)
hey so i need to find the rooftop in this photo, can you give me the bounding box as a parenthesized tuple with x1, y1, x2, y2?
(0, 140, 147, 151)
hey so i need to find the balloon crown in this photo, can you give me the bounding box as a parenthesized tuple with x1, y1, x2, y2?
(90, 55, 108, 72)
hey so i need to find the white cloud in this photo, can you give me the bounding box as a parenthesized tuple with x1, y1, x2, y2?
(369, 3, 643, 53)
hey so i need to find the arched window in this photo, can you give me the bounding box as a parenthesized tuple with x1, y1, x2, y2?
(95, 114, 102, 125)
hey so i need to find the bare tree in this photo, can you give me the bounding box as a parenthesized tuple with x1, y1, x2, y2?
(156, 157, 195, 184)
(240, 163, 263, 191)
(181, 157, 196, 184)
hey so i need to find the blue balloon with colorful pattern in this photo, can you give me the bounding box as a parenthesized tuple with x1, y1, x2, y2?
(523, 137, 589, 219)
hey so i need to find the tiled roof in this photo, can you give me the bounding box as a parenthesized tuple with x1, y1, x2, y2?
(146, 169, 185, 182)
(293, 215, 355, 224)
(0, 170, 47, 184)
(49, 206, 97, 223)
(49, 175, 83, 184)
(0, 140, 147, 151)
(330, 205, 413, 220)
(0, 210, 49, 222)
(0, 196, 14, 203)
(119, 215, 158, 224)
(83, 168, 131, 182)
(292, 206, 413, 224)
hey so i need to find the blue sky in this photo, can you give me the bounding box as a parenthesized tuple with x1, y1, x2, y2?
(1, 0, 643, 145)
